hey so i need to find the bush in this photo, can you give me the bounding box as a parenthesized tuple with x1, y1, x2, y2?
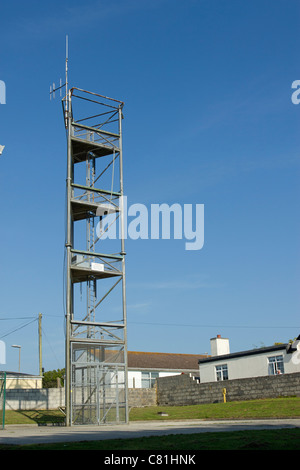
(42, 369, 65, 388)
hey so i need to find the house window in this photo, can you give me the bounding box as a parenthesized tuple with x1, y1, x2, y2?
(215, 364, 228, 381)
(268, 355, 284, 375)
(141, 372, 159, 388)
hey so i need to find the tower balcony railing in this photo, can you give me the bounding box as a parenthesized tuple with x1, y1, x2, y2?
(67, 87, 123, 162)
(71, 122, 120, 154)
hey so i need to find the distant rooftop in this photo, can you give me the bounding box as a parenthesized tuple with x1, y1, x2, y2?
(0, 371, 41, 377)
(128, 351, 207, 371)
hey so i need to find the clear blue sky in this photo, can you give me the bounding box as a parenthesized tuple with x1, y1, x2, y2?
(0, 0, 299, 374)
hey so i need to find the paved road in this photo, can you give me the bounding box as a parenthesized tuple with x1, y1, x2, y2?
(0, 419, 299, 446)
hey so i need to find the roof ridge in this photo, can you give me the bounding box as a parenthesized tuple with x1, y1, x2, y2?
(128, 351, 203, 356)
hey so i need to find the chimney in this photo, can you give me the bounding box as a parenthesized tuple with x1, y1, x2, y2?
(210, 334, 230, 357)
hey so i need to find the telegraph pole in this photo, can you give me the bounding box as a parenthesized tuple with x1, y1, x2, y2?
(38, 313, 42, 376)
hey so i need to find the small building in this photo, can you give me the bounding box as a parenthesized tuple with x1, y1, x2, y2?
(128, 351, 206, 388)
(1, 372, 43, 389)
(198, 334, 300, 383)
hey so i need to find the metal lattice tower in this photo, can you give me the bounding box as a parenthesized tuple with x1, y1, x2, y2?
(62, 85, 128, 426)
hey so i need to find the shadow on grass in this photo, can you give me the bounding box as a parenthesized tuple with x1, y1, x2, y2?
(16, 410, 65, 425)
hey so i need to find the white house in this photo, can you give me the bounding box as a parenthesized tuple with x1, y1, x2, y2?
(128, 351, 204, 388)
(198, 334, 300, 383)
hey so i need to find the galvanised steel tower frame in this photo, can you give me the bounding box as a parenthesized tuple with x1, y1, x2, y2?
(62, 85, 128, 426)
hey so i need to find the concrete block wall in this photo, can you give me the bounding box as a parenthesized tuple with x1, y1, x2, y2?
(128, 388, 156, 408)
(6, 372, 300, 411)
(5, 387, 156, 411)
(156, 372, 300, 406)
(5, 387, 65, 410)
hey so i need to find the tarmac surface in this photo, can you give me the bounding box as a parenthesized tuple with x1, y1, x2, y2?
(0, 418, 299, 446)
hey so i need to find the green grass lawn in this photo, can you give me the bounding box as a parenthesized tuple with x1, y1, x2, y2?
(2, 397, 300, 425)
(0, 428, 300, 450)
(129, 396, 300, 421)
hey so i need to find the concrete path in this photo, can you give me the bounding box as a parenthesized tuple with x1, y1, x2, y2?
(0, 419, 299, 446)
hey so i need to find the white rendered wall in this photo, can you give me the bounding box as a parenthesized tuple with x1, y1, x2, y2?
(128, 371, 180, 388)
(105, 370, 181, 388)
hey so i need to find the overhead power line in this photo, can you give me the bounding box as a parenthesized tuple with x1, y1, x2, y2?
(0, 317, 36, 321)
(129, 321, 299, 330)
(0, 318, 38, 339)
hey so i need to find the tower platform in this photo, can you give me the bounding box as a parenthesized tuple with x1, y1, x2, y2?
(71, 136, 119, 163)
